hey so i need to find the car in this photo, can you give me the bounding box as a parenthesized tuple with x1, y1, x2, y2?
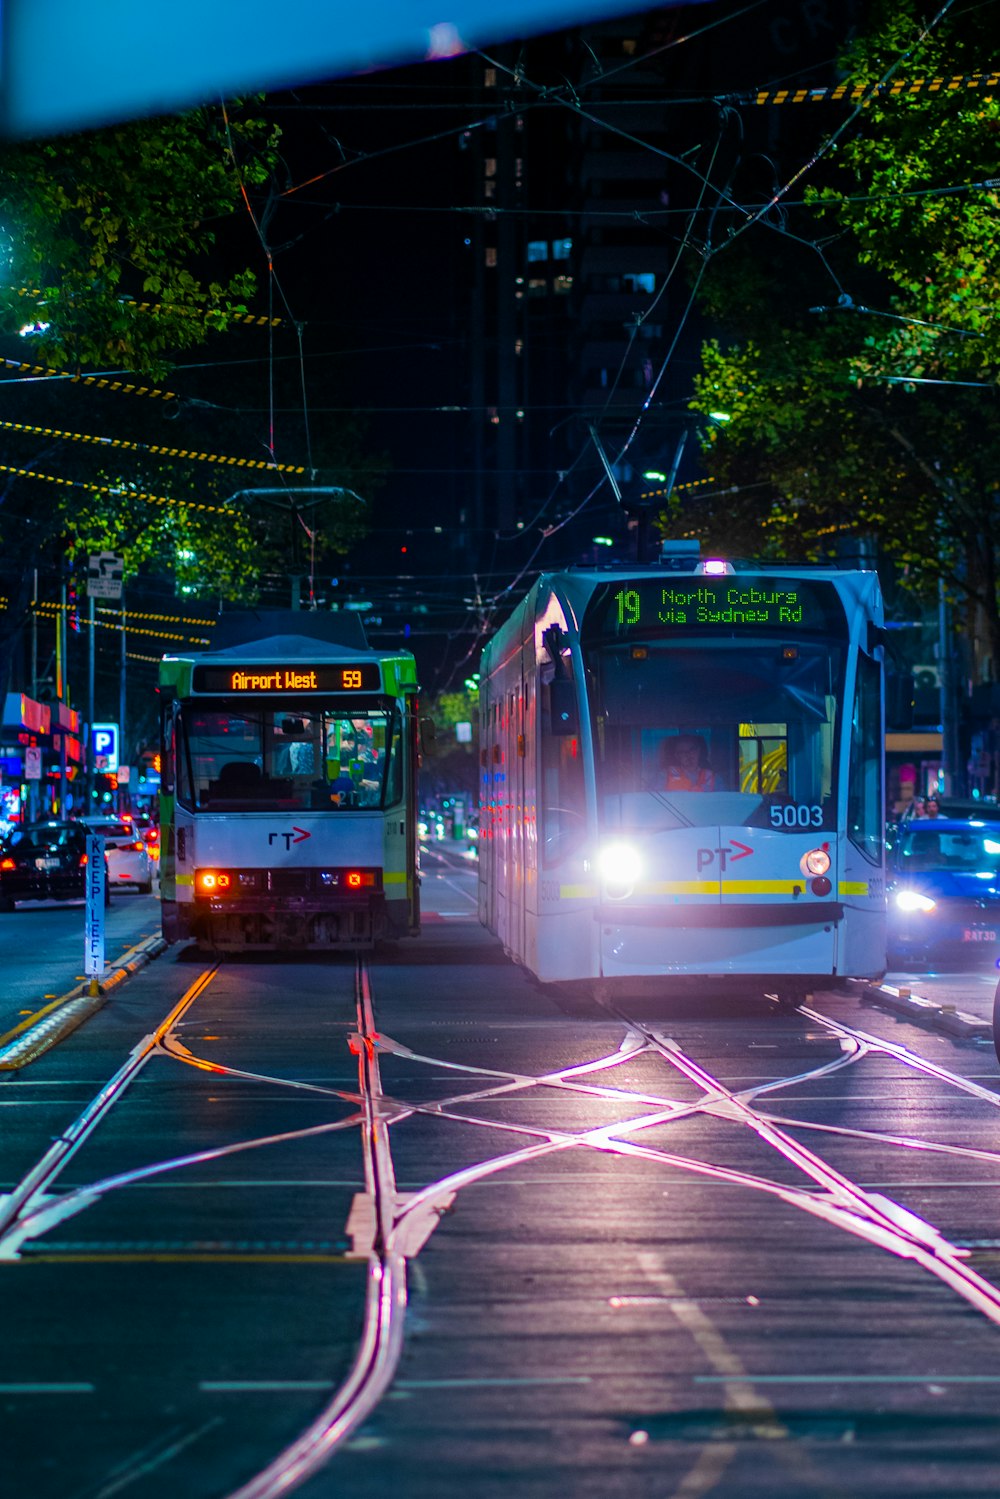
(0, 819, 108, 909)
(80, 817, 154, 892)
(131, 814, 161, 861)
(887, 816, 1000, 967)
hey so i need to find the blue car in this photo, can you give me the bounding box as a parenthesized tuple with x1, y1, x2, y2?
(887, 817, 1000, 967)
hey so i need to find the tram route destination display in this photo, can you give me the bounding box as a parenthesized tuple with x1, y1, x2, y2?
(601, 578, 844, 632)
(192, 663, 382, 693)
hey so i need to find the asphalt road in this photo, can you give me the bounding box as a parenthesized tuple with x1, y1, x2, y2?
(3, 841, 1000, 1498)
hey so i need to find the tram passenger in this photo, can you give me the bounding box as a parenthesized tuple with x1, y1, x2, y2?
(328, 724, 381, 807)
(663, 734, 716, 792)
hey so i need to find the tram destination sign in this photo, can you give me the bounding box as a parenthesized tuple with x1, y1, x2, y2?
(192, 663, 382, 693)
(597, 578, 843, 633)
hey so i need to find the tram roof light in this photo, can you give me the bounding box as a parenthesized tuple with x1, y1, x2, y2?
(701, 558, 732, 576)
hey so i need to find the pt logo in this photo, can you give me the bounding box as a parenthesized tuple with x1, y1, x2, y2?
(697, 839, 753, 873)
(268, 827, 311, 850)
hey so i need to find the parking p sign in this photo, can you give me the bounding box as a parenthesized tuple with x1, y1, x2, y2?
(91, 722, 119, 773)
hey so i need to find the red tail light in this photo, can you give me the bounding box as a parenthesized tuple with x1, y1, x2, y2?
(0, 857, 15, 871)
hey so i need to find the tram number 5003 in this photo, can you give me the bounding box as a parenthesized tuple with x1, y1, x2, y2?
(770, 804, 823, 829)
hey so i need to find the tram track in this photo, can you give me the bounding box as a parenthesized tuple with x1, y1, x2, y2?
(0, 954, 423, 1499)
(7, 955, 1000, 1496)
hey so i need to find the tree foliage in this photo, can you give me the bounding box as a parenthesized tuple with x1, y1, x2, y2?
(671, 0, 1000, 663)
(0, 104, 276, 377)
(0, 103, 376, 703)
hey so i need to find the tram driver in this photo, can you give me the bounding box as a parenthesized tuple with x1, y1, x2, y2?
(663, 734, 716, 792)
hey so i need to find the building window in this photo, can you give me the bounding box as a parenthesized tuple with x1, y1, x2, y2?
(485, 246, 497, 268)
(623, 272, 656, 294)
(526, 240, 548, 262)
(485, 157, 496, 178)
(553, 275, 572, 295)
(527, 278, 547, 297)
(484, 180, 495, 199)
(552, 237, 572, 260)
(484, 67, 496, 87)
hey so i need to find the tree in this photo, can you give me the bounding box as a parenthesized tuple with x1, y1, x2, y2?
(0, 103, 374, 704)
(670, 0, 1000, 670)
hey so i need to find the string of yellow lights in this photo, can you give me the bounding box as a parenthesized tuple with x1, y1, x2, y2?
(0, 462, 238, 517)
(29, 605, 209, 645)
(1, 598, 218, 629)
(0, 417, 306, 475)
(750, 71, 1000, 106)
(0, 354, 179, 402)
(11, 285, 283, 329)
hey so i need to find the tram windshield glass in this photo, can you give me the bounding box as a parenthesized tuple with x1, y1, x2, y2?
(175, 703, 403, 812)
(581, 629, 845, 832)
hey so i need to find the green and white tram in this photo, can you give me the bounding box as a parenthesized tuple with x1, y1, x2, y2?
(158, 612, 420, 951)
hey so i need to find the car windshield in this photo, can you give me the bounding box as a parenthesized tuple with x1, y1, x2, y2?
(86, 822, 132, 839)
(3, 825, 81, 854)
(900, 825, 1000, 872)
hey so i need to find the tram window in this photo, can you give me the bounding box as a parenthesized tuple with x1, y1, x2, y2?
(541, 662, 585, 866)
(739, 725, 788, 794)
(847, 651, 882, 863)
(584, 640, 842, 829)
(176, 706, 399, 812)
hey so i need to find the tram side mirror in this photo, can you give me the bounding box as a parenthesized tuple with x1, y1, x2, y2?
(550, 680, 579, 736)
(886, 672, 915, 732)
(867, 621, 888, 654)
(279, 716, 309, 738)
(420, 717, 437, 752)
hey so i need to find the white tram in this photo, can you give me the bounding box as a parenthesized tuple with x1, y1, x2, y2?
(478, 549, 887, 1002)
(159, 612, 420, 951)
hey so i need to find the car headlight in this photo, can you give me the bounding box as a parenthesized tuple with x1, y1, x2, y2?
(599, 841, 642, 897)
(895, 889, 936, 913)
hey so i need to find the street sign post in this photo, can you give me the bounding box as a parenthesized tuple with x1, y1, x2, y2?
(84, 834, 106, 995)
(24, 746, 42, 779)
(87, 553, 124, 600)
(91, 723, 120, 774)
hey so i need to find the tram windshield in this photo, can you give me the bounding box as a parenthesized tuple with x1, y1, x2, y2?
(175, 703, 403, 812)
(582, 638, 844, 831)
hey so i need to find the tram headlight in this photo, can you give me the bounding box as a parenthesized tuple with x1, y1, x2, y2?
(895, 889, 936, 914)
(599, 842, 642, 898)
(800, 846, 831, 877)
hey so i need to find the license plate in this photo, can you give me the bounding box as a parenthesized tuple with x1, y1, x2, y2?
(35, 857, 59, 870)
(962, 928, 997, 942)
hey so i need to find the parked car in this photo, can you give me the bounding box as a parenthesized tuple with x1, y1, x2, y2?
(0, 820, 108, 909)
(887, 816, 1000, 966)
(80, 816, 154, 892)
